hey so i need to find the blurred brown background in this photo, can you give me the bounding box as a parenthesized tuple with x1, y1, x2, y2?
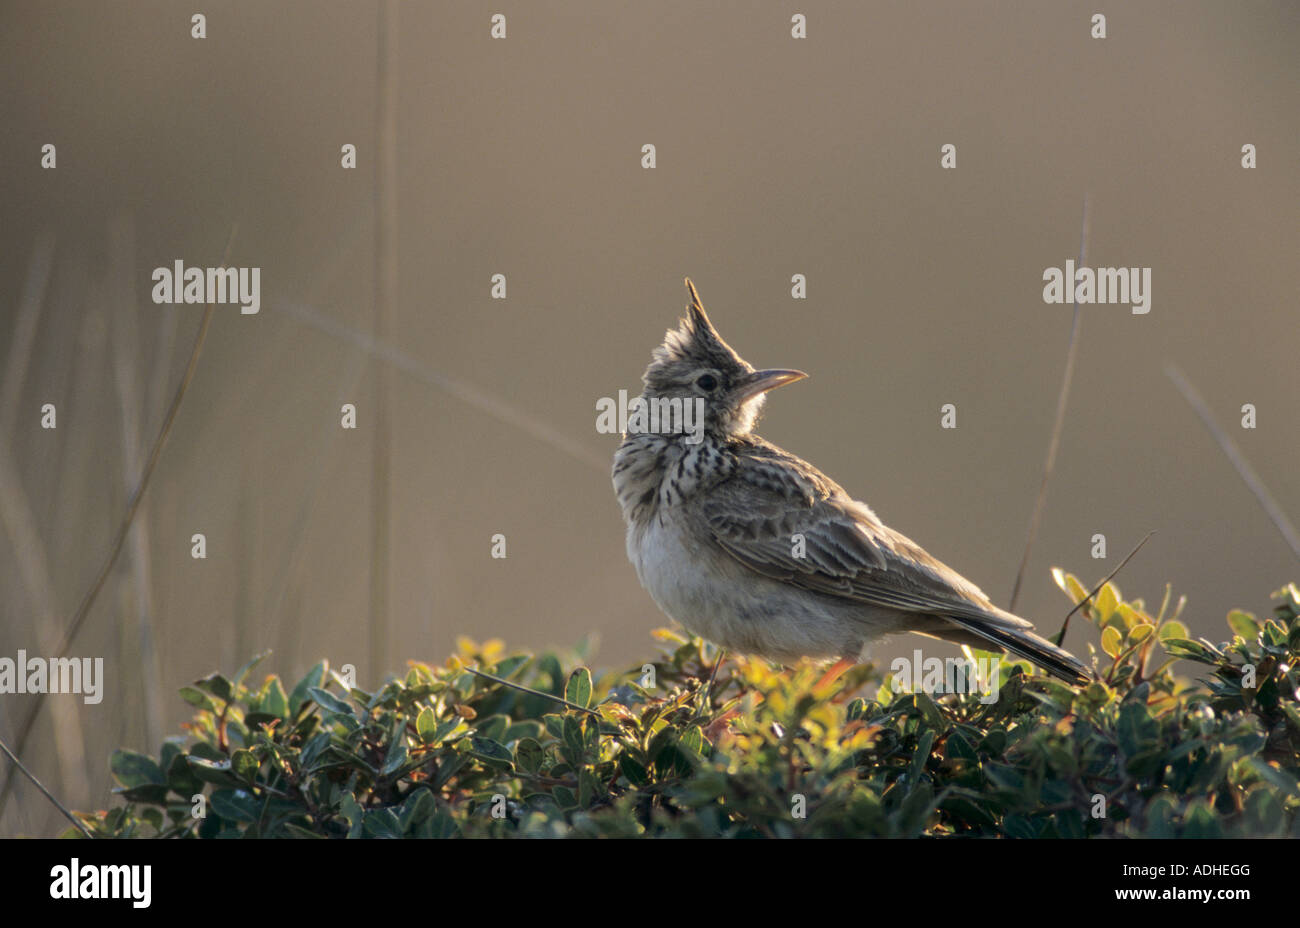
(1, 0, 1296, 835)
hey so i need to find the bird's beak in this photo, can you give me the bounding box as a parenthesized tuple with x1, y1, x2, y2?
(732, 368, 808, 405)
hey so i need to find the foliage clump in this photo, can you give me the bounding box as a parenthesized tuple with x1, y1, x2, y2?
(77, 578, 1300, 837)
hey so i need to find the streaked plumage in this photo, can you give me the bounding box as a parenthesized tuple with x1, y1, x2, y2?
(612, 279, 1090, 685)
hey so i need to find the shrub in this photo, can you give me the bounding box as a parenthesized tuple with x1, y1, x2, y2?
(75, 578, 1300, 837)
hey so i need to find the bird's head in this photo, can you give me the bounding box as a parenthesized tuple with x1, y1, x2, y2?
(640, 279, 807, 438)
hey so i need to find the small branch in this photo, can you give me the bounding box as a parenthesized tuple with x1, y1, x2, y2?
(1164, 362, 1300, 561)
(464, 667, 600, 716)
(0, 226, 238, 820)
(0, 735, 92, 838)
(1010, 195, 1091, 613)
(1053, 531, 1155, 647)
(275, 300, 610, 473)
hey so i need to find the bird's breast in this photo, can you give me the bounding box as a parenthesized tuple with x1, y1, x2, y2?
(625, 511, 730, 634)
(624, 509, 851, 662)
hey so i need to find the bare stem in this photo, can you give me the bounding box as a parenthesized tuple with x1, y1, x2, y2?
(1010, 195, 1091, 613)
(1164, 363, 1300, 561)
(0, 735, 92, 838)
(1053, 531, 1155, 647)
(0, 226, 238, 820)
(464, 667, 600, 717)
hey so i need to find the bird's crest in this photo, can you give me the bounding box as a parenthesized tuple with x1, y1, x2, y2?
(647, 279, 753, 383)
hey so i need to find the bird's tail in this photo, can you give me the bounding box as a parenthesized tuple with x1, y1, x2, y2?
(943, 614, 1092, 686)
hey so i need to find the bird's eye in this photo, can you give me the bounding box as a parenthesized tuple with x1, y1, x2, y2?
(695, 373, 718, 392)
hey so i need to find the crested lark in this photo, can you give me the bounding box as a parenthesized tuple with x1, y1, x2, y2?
(612, 280, 1090, 686)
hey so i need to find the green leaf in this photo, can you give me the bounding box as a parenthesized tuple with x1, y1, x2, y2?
(110, 750, 166, 789)
(416, 706, 437, 743)
(179, 686, 217, 712)
(1158, 620, 1188, 641)
(230, 650, 272, 695)
(1244, 786, 1284, 835)
(1161, 638, 1217, 664)
(259, 677, 289, 719)
(1117, 701, 1155, 757)
(578, 769, 599, 807)
(194, 672, 233, 702)
(339, 794, 365, 839)
(944, 731, 978, 763)
(189, 741, 225, 762)
(1094, 583, 1119, 625)
(515, 738, 544, 774)
(381, 741, 409, 777)
(186, 757, 243, 788)
(165, 752, 203, 799)
(475, 714, 509, 742)
(565, 667, 593, 709)
(911, 693, 946, 731)
(430, 718, 466, 746)
(244, 712, 280, 732)
(139, 807, 164, 832)
(1262, 620, 1287, 647)
(1115, 603, 1143, 630)
(418, 809, 460, 839)
(1051, 568, 1089, 607)
(1248, 758, 1300, 796)
(907, 730, 935, 789)
(399, 789, 435, 832)
(584, 715, 602, 756)
(113, 783, 169, 806)
(491, 655, 530, 680)
(307, 686, 355, 717)
(1101, 625, 1123, 658)
(469, 737, 512, 768)
(363, 808, 402, 838)
(562, 716, 586, 767)
(1227, 610, 1260, 639)
(283, 823, 325, 839)
(231, 749, 259, 783)
(289, 661, 327, 716)
(1127, 624, 1154, 644)
(620, 754, 650, 787)
(208, 789, 259, 823)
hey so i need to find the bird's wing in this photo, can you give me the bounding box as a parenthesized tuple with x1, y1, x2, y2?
(694, 444, 1091, 684)
(696, 460, 1028, 630)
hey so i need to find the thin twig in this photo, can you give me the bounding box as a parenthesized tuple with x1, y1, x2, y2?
(109, 215, 165, 754)
(464, 667, 600, 716)
(1053, 531, 1155, 647)
(0, 226, 238, 819)
(57, 221, 236, 659)
(1, 229, 56, 437)
(1010, 195, 1091, 612)
(370, 0, 399, 686)
(0, 735, 93, 838)
(275, 300, 609, 472)
(1164, 363, 1300, 561)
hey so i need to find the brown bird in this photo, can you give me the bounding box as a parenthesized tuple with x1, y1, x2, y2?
(612, 279, 1090, 686)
